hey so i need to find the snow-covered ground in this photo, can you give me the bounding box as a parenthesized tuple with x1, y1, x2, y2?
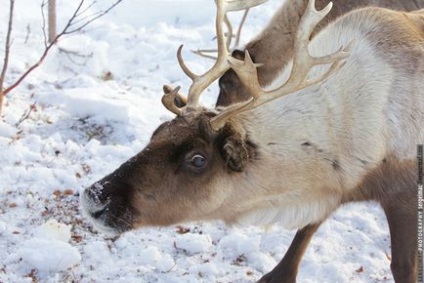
(0, 0, 394, 282)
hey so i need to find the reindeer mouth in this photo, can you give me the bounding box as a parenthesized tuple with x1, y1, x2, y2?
(90, 205, 108, 219)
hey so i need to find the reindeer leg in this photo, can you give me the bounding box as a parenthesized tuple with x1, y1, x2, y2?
(257, 222, 322, 283)
(382, 195, 418, 283)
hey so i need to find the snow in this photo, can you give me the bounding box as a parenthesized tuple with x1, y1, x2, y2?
(4, 220, 81, 278)
(13, 239, 81, 275)
(174, 233, 213, 255)
(0, 0, 395, 282)
(33, 219, 72, 242)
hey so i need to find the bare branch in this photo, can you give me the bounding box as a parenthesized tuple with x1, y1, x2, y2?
(0, 0, 15, 92)
(0, 0, 15, 115)
(0, 0, 124, 115)
(2, 39, 56, 97)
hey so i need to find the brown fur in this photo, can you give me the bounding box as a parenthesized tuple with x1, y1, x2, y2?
(216, 0, 424, 107)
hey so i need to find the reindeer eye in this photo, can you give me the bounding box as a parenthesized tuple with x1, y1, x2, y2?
(191, 154, 206, 168)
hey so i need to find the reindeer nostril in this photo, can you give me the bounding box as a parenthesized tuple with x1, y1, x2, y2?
(91, 206, 107, 219)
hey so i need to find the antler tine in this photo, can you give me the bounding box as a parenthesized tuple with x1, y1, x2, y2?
(234, 8, 249, 49)
(162, 0, 267, 116)
(225, 0, 268, 12)
(177, 0, 231, 111)
(191, 8, 250, 61)
(253, 0, 351, 104)
(175, 0, 268, 112)
(161, 85, 184, 115)
(211, 0, 351, 130)
(177, 45, 196, 80)
(224, 14, 233, 51)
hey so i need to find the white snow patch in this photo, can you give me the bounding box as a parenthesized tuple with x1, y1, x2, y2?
(13, 239, 81, 275)
(6, 220, 81, 276)
(175, 233, 213, 255)
(34, 219, 72, 242)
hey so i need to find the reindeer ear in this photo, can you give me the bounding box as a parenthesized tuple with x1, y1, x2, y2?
(217, 49, 255, 108)
(220, 135, 250, 172)
(231, 49, 246, 60)
(231, 49, 256, 63)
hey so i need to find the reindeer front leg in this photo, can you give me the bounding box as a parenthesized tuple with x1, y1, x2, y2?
(258, 221, 322, 283)
(382, 194, 418, 283)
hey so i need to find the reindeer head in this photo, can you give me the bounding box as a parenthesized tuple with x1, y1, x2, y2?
(81, 0, 350, 235)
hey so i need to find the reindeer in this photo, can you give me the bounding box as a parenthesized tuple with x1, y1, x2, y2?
(213, 0, 424, 281)
(81, 0, 424, 282)
(216, 0, 424, 107)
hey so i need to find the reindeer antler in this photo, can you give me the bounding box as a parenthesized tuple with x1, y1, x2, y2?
(162, 0, 268, 115)
(192, 8, 250, 59)
(210, 0, 351, 130)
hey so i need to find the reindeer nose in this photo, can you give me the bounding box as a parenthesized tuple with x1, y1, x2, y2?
(81, 178, 134, 235)
(86, 182, 110, 204)
(81, 182, 111, 218)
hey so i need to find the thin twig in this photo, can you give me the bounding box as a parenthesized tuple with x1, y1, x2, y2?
(64, 0, 123, 34)
(58, 47, 94, 66)
(0, 0, 15, 115)
(75, 0, 98, 18)
(24, 24, 31, 44)
(15, 102, 37, 127)
(61, 0, 85, 35)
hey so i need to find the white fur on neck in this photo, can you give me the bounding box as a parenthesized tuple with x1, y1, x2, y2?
(234, 194, 340, 229)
